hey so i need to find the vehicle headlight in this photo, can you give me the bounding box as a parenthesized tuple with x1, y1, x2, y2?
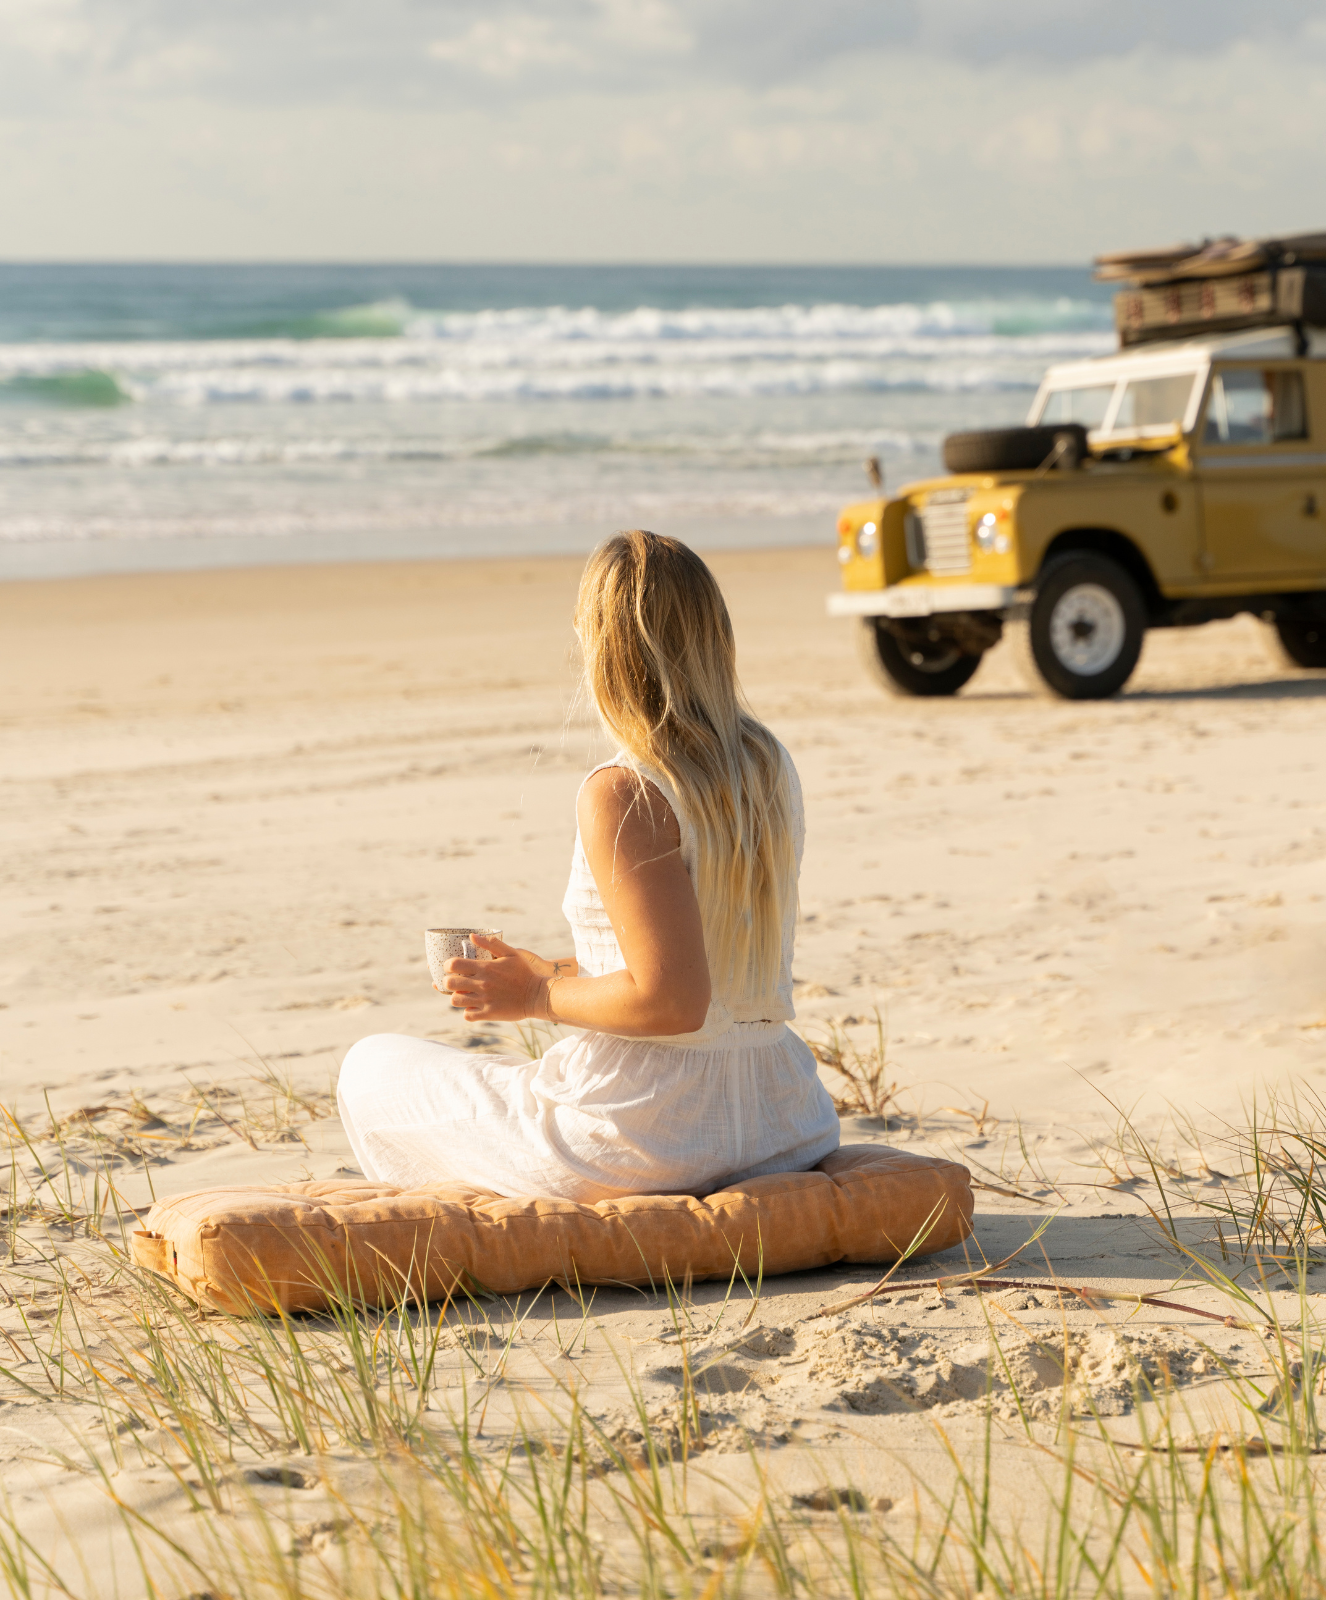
(855, 521, 878, 558)
(974, 510, 1011, 556)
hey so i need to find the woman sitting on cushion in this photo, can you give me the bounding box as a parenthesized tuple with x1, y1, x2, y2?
(337, 530, 839, 1201)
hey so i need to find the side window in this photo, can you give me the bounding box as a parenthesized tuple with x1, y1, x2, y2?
(1203, 369, 1308, 444)
(1270, 370, 1308, 440)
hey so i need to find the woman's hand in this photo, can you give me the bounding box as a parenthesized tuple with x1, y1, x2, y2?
(436, 935, 564, 1022)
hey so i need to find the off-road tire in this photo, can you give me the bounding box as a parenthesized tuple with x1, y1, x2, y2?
(1271, 608, 1326, 669)
(1008, 554, 1147, 700)
(943, 424, 1088, 475)
(858, 618, 984, 698)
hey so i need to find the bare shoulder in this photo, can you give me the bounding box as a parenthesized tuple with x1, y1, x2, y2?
(578, 766, 681, 859)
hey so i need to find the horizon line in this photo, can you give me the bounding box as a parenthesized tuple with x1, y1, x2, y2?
(0, 257, 1096, 271)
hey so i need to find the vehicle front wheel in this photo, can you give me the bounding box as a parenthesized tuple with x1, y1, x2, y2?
(858, 618, 984, 697)
(1009, 554, 1147, 700)
(1272, 609, 1326, 669)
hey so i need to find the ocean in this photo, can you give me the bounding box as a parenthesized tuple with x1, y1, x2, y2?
(0, 263, 1116, 580)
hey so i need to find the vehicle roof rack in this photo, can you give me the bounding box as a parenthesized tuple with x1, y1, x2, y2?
(1094, 232, 1326, 348)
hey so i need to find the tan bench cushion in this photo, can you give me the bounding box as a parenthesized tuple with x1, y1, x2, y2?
(131, 1144, 973, 1315)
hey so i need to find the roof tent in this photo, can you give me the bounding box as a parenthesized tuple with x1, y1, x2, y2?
(1096, 232, 1326, 348)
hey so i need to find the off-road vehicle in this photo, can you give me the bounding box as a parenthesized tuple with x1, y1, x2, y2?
(830, 232, 1326, 698)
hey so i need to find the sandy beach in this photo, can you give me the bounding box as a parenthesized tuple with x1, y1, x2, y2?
(3, 546, 1325, 1593)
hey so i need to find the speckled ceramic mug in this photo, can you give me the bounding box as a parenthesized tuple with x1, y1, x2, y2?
(425, 927, 503, 989)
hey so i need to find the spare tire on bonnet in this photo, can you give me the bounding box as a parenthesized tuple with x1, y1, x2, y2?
(943, 424, 1087, 474)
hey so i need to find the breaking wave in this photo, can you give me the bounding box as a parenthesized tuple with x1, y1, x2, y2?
(0, 269, 1115, 567)
(0, 425, 936, 470)
(0, 298, 1113, 409)
(0, 369, 131, 408)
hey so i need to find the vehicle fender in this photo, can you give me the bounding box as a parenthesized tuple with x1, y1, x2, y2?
(1014, 478, 1199, 596)
(836, 497, 888, 589)
(879, 497, 912, 586)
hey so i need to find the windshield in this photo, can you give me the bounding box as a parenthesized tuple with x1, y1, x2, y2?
(1034, 370, 1201, 436)
(1038, 385, 1114, 429)
(1112, 373, 1198, 434)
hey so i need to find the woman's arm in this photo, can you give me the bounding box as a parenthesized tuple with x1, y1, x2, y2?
(439, 768, 711, 1036)
(500, 953, 579, 980)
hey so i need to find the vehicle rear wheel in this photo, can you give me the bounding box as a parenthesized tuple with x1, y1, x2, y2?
(858, 618, 984, 697)
(1272, 609, 1326, 669)
(1009, 554, 1147, 700)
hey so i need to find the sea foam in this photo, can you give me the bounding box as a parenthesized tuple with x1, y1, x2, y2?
(0, 277, 1113, 568)
(0, 298, 1113, 408)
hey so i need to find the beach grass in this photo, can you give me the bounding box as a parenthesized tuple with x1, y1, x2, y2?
(3, 1082, 1326, 1598)
(802, 1010, 901, 1123)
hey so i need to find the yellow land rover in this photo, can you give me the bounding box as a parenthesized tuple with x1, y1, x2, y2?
(831, 237, 1326, 699)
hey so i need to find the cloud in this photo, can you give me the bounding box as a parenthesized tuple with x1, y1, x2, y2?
(8, 0, 1324, 111)
(428, 18, 585, 80)
(0, 0, 698, 107)
(2, 0, 1325, 260)
(681, 0, 1324, 80)
(427, 1, 690, 85)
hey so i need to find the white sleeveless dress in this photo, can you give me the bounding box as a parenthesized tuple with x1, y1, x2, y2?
(336, 749, 839, 1201)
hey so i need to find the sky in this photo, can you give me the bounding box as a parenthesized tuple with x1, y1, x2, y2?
(1, 0, 1323, 262)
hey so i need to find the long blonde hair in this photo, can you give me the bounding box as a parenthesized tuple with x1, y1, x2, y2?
(574, 530, 796, 998)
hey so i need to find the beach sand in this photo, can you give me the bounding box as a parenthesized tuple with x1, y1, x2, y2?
(3, 548, 1325, 1592)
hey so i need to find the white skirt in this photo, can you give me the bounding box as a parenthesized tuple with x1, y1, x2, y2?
(336, 1022, 840, 1202)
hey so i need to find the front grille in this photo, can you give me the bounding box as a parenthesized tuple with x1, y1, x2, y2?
(921, 498, 972, 576)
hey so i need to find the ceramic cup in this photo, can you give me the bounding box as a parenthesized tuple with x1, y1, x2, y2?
(424, 927, 503, 989)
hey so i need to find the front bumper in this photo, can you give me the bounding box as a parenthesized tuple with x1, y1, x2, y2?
(826, 584, 1019, 619)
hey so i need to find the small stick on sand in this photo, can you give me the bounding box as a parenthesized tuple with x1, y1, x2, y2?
(812, 1215, 1058, 1318)
(818, 1270, 1283, 1338)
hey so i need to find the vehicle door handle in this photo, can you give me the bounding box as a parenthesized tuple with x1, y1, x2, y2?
(1305, 494, 1319, 517)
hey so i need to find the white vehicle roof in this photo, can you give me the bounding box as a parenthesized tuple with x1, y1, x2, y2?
(1041, 326, 1325, 393)
(1030, 326, 1326, 436)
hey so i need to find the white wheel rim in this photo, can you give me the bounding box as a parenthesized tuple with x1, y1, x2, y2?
(908, 644, 962, 672)
(1048, 583, 1126, 675)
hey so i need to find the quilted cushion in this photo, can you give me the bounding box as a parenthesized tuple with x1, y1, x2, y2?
(131, 1144, 973, 1314)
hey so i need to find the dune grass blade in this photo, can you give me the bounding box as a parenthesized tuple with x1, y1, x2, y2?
(802, 1007, 901, 1122)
